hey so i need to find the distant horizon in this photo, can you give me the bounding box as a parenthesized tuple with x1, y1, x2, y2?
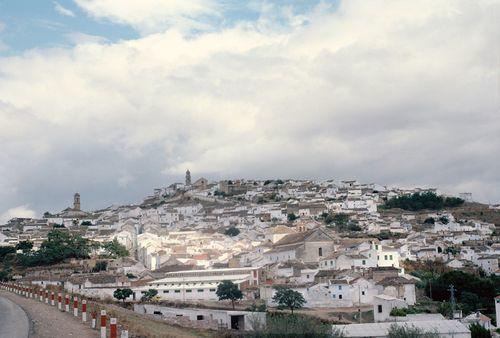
(3, 175, 487, 223)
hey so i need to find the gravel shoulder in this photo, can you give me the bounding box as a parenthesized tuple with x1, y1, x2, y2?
(0, 291, 97, 338)
(0, 295, 30, 338)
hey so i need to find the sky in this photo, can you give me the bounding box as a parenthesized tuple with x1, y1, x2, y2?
(0, 0, 498, 221)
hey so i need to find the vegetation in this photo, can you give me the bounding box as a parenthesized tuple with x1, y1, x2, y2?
(92, 260, 108, 272)
(141, 289, 158, 302)
(17, 229, 93, 266)
(102, 238, 128, 258)
(424, 217, 435, 224)
(469, 323, 491, 338)
(245, 313, 342, 338)
(113, 288, 133, 302)
(272, 286, 306, 314)
(439, 216, 449, 224)
(387, 324, 438, 338)
(224, 226, 240, 237)
(81, 220, 92, 226)
(389, 307, 424, 317)
(321, 212, 361, 232)
(216, 280, 243, 309)
(384, 192, 464, 211)
(412, 267, 499, 316)
(15, 240, 33, 253)
(287, 213, 298, 222)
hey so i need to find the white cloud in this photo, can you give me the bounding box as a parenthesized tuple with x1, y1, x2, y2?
(74, 0, 219, 34)
(0, 0, 498, 213)
(0, 205, 37, 224)
(54, 1, 76, 17)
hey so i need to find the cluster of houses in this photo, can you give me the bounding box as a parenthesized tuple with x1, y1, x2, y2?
(1, 175, 499, 334)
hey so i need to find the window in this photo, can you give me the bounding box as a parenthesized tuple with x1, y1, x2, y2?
(389, 255, 393, 260)
(361, 291, 365, 295)
(375, 245, 379, 250)
(186, 290, 192, 293)
(197, 315, 204, 320)
(332, 294, 336, 299)
(197, 289, 204, 292)
(384, 255, 388, 260)
(163, 290, 169, 294)
(174, 290, 180, 293)
(362, 260, 366, 265)
(209, 289, 216, 292)
(339, 294, 343, 299)
(338, 286, 342, 290)
(378, 305, 383, 313)
(306, 275, 310, 279)
(319, 247, 323, 257)
(330, 261, 333, 266)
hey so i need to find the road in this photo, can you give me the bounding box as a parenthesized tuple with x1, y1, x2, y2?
(0, 296, 30, 338)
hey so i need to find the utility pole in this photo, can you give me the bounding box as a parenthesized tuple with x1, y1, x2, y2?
(358, 284, 362, 323)
(448, 284, 456, 319)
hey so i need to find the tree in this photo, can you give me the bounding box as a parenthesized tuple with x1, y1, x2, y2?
(287, 213, 298, 222)
(141, 289, 158, 301)
(272, 286, 306, 314)
(384, 192, 464, 211)
(469, 323, 491, 338)
(216, 280, 243, 309)
(92, 260, 108, 272)
(388, 324, 439, 338)
(439, 216, 449, 224)
(224, 227, 240, 237)
(15, 240, 33, 253)
(102, 238, 128, 258)
(113, 288, 133, 303)
(0, 246, 15, 259)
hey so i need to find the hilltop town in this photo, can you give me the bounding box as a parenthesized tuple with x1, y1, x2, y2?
(1, 173, 499, 336)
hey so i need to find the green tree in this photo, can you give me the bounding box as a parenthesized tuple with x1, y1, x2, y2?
(287, 213, 298, 222)
(272, 286, 306, 314)
(388, 324, 439, 338)
(0, 246, 15, 259)
(102, 238, 128, 258)
(141, 289, 158, 301)
(224, 227, 240, 237)
(16, 240, 34, 253)
(216, 280, 243, 309)
(113, 288, 133, 303)
(92, 260, 108, 272)
(469, 323, 491, 338)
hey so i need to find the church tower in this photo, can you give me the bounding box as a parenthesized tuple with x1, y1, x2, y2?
(185, 169, 191, 186)
(73, 193, 81, 211)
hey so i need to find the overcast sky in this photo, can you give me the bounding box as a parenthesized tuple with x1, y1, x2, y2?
(0, 0, 498, 221)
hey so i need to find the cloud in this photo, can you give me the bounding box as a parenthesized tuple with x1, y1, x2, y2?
(0, 0, 498, 214)
(74, 0, 219, 34)
(54, 1, 76, 17)
(0, 205, 37, 224)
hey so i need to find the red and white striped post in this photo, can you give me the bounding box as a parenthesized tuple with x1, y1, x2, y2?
(39, 289, 44, 302)
(45, 290, 49, 304)
(73, 296, 78, 317)
(65, 294, 70, 312)
(51, 291, 55, 306)
(110, 318, 117, 338)
(57, 293, 62, 310)
(91, 311, 97, 329)
(100, 310, 107, 338)
(82, 300, 87, 322)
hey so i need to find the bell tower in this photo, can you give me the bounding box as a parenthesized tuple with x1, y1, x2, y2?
(185, 169, 191, 186)
(73, 193, 81, 211)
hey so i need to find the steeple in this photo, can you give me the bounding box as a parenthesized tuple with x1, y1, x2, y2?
(73, 193, 81, 211)
(185, 169, 191, 186)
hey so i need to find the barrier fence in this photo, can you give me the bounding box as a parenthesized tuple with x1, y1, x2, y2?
(0, 282, 130, 338)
